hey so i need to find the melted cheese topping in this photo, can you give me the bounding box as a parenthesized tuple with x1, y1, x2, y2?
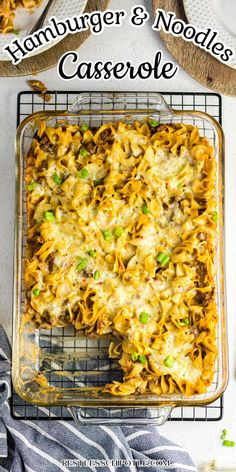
(25, 120, 217, 397)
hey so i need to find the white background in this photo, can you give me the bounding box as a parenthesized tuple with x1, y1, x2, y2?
(0, 0, 236, 467)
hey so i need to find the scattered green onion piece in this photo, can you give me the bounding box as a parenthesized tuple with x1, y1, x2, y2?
(221, 429, 227, 440)
(103, 230, 111, 241)
(139, 355, 147, 364)
(81, 124, 89, 132)
(139, 311, 149, 324)
(76, 258, 88, 272)
(164, 355, 175, 368)
(212, 211, 218, 222)
(177, 182, 183, 189)
(12, 29, 19, 35)
(27, 182, 37, 192)
(157, 252, 167, 263)
(149, 119, 159, 127)
(94, 270, 100, 281)
(79, 146, 89, 157)
(184, 318, 190, 326)
(223, 440, 235, 447)
(113, 226, 124, 238)
(53, 173, 62, 185)
(78, 168, 89, 179)
(131, 352, 139, 362)
(44, 211, 55, 221)
(160, 255, 170, 266)
(88, 250, 97, 258)
(33, 288, 40, 297)
(142, 203, 150, 215)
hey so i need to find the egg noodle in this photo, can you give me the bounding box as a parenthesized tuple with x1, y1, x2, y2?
(0, 0, 42, 33)
(24, 119, 217, 397)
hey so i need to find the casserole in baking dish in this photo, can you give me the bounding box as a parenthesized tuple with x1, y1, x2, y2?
(13, 92, 228, 424)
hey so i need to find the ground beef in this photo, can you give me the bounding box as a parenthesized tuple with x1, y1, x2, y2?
(85, 142, 97, 154)
(195, 290, 214, 307)
(46, 252, 56, 273)
(100, 129, 112, 141)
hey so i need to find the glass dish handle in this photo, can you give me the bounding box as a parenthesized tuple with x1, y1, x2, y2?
(68, 92, 171, 114)
(68, 406, 173, 425)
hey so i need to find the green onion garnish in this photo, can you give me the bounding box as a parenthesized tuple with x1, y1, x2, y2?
(149, 119, 159, 127)
(177, 182, 183, 189)
(78, 168, 89, 179)
(139, 355, 147, 364)
(178, 318, 190, 327)
(223, 440, 235, 447)
(139, 311, 149, 324)
(27, 182, 37, 191)
(33, 288, 40, 296)
(157, 252, 166, 263)
(164, 355, 175, 368)
(157, 252, 170, 266)
(79, 147, 89, 157)
(103, 230, 111, 241)
(12, 29, 19, 35)
(76, 258, 88, 272)
(44, 211, 55, 221)
(221, 429, 227, 440)
(53, 173, 62, 185)
(94, 270, 100, 281)
(81, 124, 89, 132)
(88, 250, 96, 258)
(212, 211, 218, 222)
(131, 352, 139, 362)
(142, 203, 150, 215)
(113, 226, 124, 238)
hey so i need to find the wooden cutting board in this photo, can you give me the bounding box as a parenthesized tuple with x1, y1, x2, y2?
(153, 0, 236, 96)
(0, 0, 109, 77)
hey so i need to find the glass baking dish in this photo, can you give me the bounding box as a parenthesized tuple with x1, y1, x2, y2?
(12, 92, 228, 424)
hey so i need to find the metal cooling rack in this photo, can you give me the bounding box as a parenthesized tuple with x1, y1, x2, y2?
(12, 91, 223, 422)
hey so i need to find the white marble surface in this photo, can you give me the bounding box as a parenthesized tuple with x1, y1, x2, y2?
(0, 0, 236, 467)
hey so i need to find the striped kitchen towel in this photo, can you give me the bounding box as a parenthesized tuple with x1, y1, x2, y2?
(0, 326, 196, 472)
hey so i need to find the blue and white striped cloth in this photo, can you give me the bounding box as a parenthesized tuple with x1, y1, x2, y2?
(0, 326, 196, 472)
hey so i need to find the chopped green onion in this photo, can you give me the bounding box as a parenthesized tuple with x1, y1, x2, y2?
(53, 173, 62, 185)
(12, 29, 19, 35)
(88, 250, 97, 258)
(103, 230, 111, 241)
(177, 318, 190, 327)
(44, 211, 55, 221)
(139, 355, 147, 364)
(160, 255, 170, 266)
(142, 203, 150, 215)
(177, 182, 183, 189)
(157, 252, 170, 266)
(78, 168, 89, 179)
(221, 429, 228, 440)
(149, 119, 159, 127)
(139, 311, 149, 324)
(157, 252, 167, 263)
(27, 182, 37, 192)
(131, 352, 139, 362)
(212, 211, 218, 222)
(223, 440, 235, 447)
(33, 288, 40, 296)
(113, 226, 124, 238)
(164, 355, 175, 368)
(81, 124, 89, 132)
(94, 270, 100, 281)
(76, 258, 88, 272)
(79, 146, 89, 157)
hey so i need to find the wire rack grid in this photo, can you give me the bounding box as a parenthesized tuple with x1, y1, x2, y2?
(12, 91, 223, 422)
